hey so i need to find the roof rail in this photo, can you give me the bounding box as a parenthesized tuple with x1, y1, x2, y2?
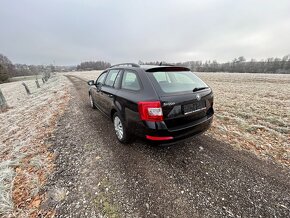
(110, 63, 140, 68)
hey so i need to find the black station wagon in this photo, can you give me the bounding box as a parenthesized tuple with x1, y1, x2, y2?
(87, 63, 214, 144)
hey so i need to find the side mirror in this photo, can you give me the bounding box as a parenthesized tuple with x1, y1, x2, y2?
(87, 80, 95, 86)
(96, 82, 102, 91)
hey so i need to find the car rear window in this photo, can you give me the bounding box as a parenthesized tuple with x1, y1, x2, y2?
(151, 71, 208, 93)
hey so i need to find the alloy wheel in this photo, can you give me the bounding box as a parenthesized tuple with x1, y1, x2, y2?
(114, 116, 124, 140)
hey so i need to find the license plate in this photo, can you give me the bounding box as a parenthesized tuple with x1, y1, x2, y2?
(183, 101, 205, 114)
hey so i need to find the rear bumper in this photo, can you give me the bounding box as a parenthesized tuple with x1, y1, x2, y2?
(136, 115, 213, 145)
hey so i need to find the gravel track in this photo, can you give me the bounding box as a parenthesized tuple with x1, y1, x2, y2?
(43, 75, 290, 218)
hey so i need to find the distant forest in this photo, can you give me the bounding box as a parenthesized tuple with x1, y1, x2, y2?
(0, 54, 73, 83)
(76, 61, 111, 71)
(142, 55, 290, 74)
(76, 55, 290, 74)
(1, 53, 290, 83)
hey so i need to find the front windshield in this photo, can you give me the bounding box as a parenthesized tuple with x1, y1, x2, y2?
(151, 71, 208, 93)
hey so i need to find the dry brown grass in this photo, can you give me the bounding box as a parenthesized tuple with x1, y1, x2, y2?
(197, 73, 290, 167)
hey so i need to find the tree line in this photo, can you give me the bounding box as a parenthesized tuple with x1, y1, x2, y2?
(1, 53, 290, 83)
(0, 54, 73, 83)
(0, 54, 14, 82)
(76, 61, 111, 71)
(142, 55, 290, 74)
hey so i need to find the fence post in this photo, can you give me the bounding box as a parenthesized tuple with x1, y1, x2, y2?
(0, 88, 8, 112)
(22, 82, 31, 95)
(35, 79, 40, 88)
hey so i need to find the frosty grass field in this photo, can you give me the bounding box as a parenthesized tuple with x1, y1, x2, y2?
(198, 73, 290, 166)
(0, 71, 289, 216)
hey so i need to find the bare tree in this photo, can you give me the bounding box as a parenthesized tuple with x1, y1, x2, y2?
(0, 64, 9, 83)
(0, 54, 15, 78)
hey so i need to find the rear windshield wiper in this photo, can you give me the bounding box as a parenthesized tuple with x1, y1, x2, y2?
(192, 87, 208, 92)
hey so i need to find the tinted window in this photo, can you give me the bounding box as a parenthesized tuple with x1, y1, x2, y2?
(174, 73, 195, 84)
(97, 72, 107, 84)
(151, 71, 208, 93)
(121, 70, 141, 91)
(153, 72, 172, 83)
(104, 70, 119, 87)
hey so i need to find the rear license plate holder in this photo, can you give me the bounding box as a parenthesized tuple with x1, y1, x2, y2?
(183, 101, 205, 115)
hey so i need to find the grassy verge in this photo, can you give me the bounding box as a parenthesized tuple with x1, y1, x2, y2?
(0, 75, 70, 217)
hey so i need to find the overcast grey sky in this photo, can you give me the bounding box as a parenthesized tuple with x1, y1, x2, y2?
(0, 0, 290, 65)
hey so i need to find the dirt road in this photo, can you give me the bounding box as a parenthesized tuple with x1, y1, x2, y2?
(43, 75, 290, 217)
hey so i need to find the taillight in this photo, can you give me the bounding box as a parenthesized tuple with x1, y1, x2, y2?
(138, 101, 163, 121)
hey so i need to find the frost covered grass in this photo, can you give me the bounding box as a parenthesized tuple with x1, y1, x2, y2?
(1, 77, 44, 108)
(0, 75, 71, 216)
(0, 161, 15, 216)
(8, 75, 38, 83)
(197, 73, 290, 166)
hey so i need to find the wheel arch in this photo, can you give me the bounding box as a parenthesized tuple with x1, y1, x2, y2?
(111, 108, 117, 121)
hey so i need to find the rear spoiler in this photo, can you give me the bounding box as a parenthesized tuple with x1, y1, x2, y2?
(145, 66, 190, 72)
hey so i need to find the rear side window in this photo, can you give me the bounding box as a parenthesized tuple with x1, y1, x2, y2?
(121, 70, 141, 91)
(151, 71, 208, 93)
(104, 70, 119, 87)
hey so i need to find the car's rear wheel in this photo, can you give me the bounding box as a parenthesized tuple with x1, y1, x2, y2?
(89, 94, 97, 109)
(113, 113, 131, 143)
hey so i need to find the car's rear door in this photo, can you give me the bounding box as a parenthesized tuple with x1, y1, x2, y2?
(100, 69, 121, 116)
(113, 69, 145, 131)
(92, 71, 107, 110)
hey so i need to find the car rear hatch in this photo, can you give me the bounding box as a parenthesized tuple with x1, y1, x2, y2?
(145, 67, 214, 131)
(160, 90, 212, 131)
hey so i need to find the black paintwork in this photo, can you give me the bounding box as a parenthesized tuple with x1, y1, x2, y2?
(88, 65, 214, 144)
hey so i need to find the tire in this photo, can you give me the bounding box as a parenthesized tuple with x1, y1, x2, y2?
(89, 94, 97, 109)
(113, 113, 131, 144)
